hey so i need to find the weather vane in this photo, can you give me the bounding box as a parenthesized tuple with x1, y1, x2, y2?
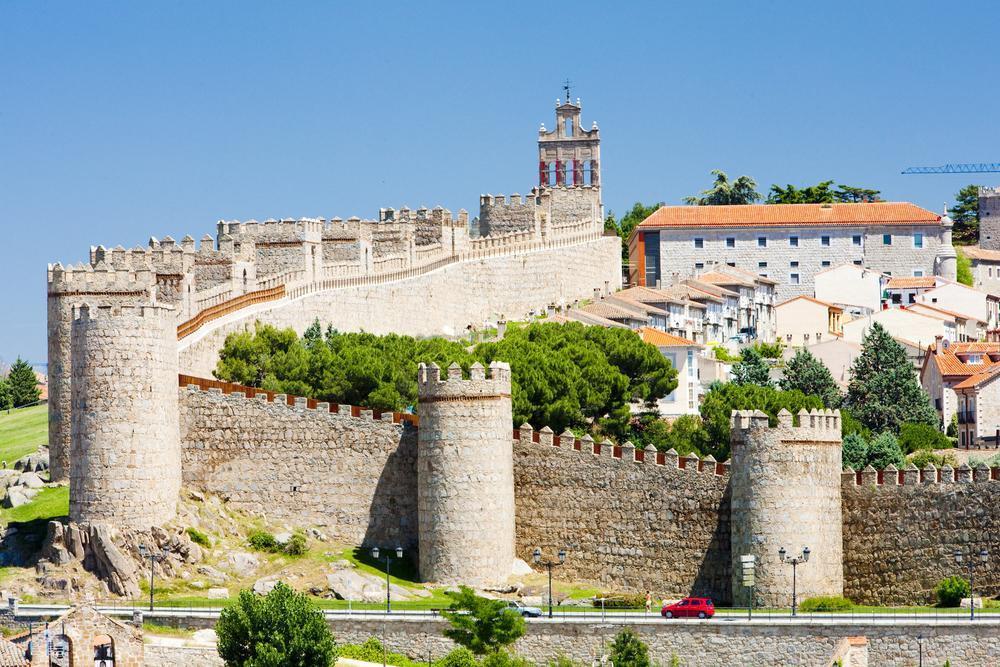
(562, 79, 572, 102)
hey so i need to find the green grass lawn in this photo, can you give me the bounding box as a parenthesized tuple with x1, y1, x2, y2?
(0, 404, 47, 464)
(0, 485, 68, 525)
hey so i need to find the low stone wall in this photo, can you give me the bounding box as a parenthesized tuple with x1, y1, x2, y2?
(324, 616, 1000, 667)
(842, 470, 1000, 605)
(512, 436, 731, 603)
(145, 644, 223, 666)
(178, 386, 418, 548)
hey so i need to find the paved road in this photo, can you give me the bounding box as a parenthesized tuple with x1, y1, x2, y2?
(15, 604, 1000, 626)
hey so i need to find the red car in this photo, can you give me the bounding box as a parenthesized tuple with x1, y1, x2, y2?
(661, 597, 715, 619)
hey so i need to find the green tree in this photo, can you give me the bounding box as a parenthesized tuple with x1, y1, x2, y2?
(699, 383, 823, 460)
(605, 202, 662, 262)
(684, 170, 761, 205)
(898, 422, 951, 454)
(842, 432, 868, 470)
(731, 346, 771, 387)
(844, 323, 937, 434)
(957, 249, 974, 286)
(608, 627, 651, 667)
(625, 413, 708, 456)
(216, 583, 337, 667)
(767, 181, 836, 204)
(834, 184, 882, 203)
(0, 377, 11, 411)
(7, 358, 39, 408)
(441, 586, 525, 655)
(949, 184, 980, 245)
(780, 348, 841, 407)
(935, 576, 970, 607)
(865, 431, 905, 469)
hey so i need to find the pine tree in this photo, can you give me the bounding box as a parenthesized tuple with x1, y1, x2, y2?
(0, 377, 11, 411)
(866, 431, 905, 469)
(7, 358, 39, 408)
(608, 627, 651, 667)
(780, 348, 841, 407)
(845, 324, 937, 434)
(842, 432, 867, 470)
(731, 346, 772, 387)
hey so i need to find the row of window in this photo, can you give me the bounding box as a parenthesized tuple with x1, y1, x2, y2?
(693, 233, 923, 249)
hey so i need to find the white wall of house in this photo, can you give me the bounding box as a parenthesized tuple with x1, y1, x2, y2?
(654, 345, 702, 418)
(918, 282, 991, 326)
(842, 308, 952, 349)
(776, 298, 836, 347)
(814, 264, 883, 314)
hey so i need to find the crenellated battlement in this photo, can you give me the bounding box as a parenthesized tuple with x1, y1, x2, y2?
(416, 361, 512, 401)
(843, 462, 1000, 487)
(73, 301, 175, 324)
(730, 408, 842, 445)
(218, 217, 325, 241)
(47, 262, 155, 295)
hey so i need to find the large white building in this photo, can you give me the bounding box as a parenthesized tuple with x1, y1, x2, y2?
(628, 202, 957, 303)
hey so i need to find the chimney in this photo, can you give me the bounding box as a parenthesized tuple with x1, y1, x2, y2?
(593, 288, 602, 300)
(935, 334, 944, 354)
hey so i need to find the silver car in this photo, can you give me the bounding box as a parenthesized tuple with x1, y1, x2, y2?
(506, 600, 543, 617)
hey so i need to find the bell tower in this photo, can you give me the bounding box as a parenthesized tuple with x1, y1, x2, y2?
(538, 92, 600, 189)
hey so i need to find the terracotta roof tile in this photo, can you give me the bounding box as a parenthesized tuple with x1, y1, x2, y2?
(907, 303, 982, 323)
(581, 301, 647, 322)
(775, 295, 843, 311)
(886, 277, 937, 289)
(639, 327, 703, 348)
(636, 202, 940, 231)
(953, 365, 1000, 390)
(616, 286, 683, 306)
(696, 271, 754, 288)
(960, 246, 1000, 262)
(927, 341, 1000, 377)
(0, 639, 27, 667)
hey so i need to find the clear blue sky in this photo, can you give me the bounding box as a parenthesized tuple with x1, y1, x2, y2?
(2, 1, 998, 364)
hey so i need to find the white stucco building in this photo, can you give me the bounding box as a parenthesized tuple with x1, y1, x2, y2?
(640, 327, 703, 418)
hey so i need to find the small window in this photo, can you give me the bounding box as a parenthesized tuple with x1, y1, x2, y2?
(914, 233, 924, 249)
(759, 272, 768, 278)
(990, 267, 994, 277)
(909, 294, 917, 304)
(694, 238, 704, 249)
(758, 261, 767, 268)
(821, 235, 831, 247)
(790, 273, 800, 285)
(758, 236, 767, 247)
(891, 293, 902, 304)
(695, 262, 704, 269)
(913, 270, 924, 277)
(853, 235, 862, 246)
(726, 237, 735, 248)
(853, 260, 863, 266)
(789, 236, 799, 247)
(883, 234, 892, 245)
(726, 261, 735, 267)
(790, 261, 799, 268)
(822, 261, 831, 267)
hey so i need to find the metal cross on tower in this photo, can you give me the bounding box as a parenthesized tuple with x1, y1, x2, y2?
(562, 79, 572, 102)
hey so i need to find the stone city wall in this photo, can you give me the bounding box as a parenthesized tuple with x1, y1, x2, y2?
(177, 234, 622, 377)
(842, 464, 1000, 605)
(320, 616, 1000, 667)
(479, 193, 537, 236)
(512, 428, 731, 604)
(178, 383, 419, 549)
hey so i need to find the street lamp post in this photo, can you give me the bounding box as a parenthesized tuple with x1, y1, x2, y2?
(917, 633, 923, 667)
(955, 548, 989, 620)
(137, 544, 160, 612)
(778, 546, 811, 617)
(371, 546, 403, 614)
(533, 547, 567, 618)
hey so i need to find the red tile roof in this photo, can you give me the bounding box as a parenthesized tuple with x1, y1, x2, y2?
(775, 295, 843, 311)
(926, 341, 1000, 377)
(960, 246, 1000, 262)
(639, 327, 702, 348)
(953, 365, 1000, 390)
(636, 202, 940, 231)
(886, 277, 937, 289)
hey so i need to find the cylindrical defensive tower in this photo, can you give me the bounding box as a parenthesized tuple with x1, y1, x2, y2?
(69, 303, 182, 529)
(416, 361, 514, 587)
(729, 408, 844, 608)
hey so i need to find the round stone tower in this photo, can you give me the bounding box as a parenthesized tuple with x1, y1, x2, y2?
(69, 303, 182, 529)
(416, 361, 514, 587)
(729, 408, 843, 608)
(936, 213, 958, 282)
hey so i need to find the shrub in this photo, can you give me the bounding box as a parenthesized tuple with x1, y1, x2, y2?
(936, 576, 970, 607)
(947, 414, 958, 437)
(842, 433, 868, 471)
(480, 651, 533, 667)
(283, 531, 307, 556)
(907, 450, 958, 470)
(609, 627, 650, 667)
(247, 530, 278, 552)
(437, 648, 478, 667)
(593, 592, 646, 609)
(547, 656, 582, 667)
(798, 595, 853, 612)
(750, 340, 784, 359)
(865, 431, 905, 469)
(186, 527, 210, 547)
(899, 422, 951, 454)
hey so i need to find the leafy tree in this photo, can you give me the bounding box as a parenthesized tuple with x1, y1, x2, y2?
(731, 346, 771, 387)
(935, 576, 970, 607)
(684, 170, 761, 205)
(844, 323, 937, 434)
(216, 583, 336, 667)
(749, 340, 784, 359)
(865, 431, 905, 469)
(908, 449, 958, 470)
(608, 627, 651, 667)
(7, 358, 39, 408)
(898, 422, 951, 454)
(780, 348, 841, 408)
(767, 181, 836, 204)
(437, 648, 478, 667)
(441, 586, 525, 655)
(957, 249, 974, 286)
(699, 383, 823, 460)
(842, 433, 868, 470)
(834, 184, 882, 203)
(949, 184, 980, 245)
(625, 413, 707, 456)
(0, 377, 11, 411)
(840, 407, 870, 440)
(604, 202, 663, 262)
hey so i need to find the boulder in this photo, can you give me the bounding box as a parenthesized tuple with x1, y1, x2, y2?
(961, 597, 984, 609)
(88, 524, 141, 598)
(325, 569, 412, 602)
(197, 565, 228, 584)
(253, 577, 280, 596)
(274, 532, 292, 546)
(16, 472, 44, 489)
(14, 450, 48, 474)
(4, 487, 30, 508)
(227, 551, 259, 573)
(0, 470, 20, 488)
(207, 587, 230, 600)
(511, 558, 534, 577)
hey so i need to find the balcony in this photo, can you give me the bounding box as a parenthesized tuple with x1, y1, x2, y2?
(958, 410, 976, 425)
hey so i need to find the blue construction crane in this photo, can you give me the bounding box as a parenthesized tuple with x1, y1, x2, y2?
(902, 163, 1000, 174)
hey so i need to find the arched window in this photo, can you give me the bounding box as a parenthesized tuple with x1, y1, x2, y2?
(564, 159, 575, 186)
(547, 162, 557, 187)
(94, 634, 115, 666)
(564, 117, 573, 137)
(50, 634, 72, 667)
(582, 159, 593, 185)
